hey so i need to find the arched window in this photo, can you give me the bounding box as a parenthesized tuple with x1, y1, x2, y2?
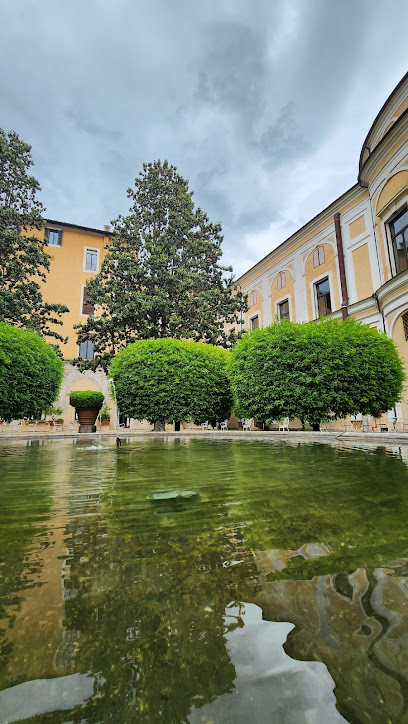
(277, 271, 286, 290)
(249, 290, 257, 307)
(313, 246, 325, 268)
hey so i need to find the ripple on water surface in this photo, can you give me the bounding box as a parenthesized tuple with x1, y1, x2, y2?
(1, 436, 408, 723)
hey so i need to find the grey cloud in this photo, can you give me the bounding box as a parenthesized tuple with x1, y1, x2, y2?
(0, 0, 407, 275)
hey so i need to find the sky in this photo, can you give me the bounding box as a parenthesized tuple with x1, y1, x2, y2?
(1, 0, 407, 278)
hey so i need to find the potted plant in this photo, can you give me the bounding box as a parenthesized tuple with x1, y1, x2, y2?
(69, 391, 104, 432)
(44, 405, 63, 427)
(99, 404, 111, 428)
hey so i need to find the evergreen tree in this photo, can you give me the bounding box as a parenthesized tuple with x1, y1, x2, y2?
(75, 160, 247, 370)
(0, 129, 68, 342)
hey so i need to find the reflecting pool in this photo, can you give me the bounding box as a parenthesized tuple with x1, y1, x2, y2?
(1, 437, 408, 723)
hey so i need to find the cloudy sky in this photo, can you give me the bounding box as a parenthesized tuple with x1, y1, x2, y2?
(1, 0, 407, 277)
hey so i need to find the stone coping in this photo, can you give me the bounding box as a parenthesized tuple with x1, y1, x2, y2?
(1, 429, 408, 446)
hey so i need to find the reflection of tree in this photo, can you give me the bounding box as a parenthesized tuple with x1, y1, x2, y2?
(0, 444, 54, 688)
(60, 439, 257, 722)
(3, 438, 408, 722)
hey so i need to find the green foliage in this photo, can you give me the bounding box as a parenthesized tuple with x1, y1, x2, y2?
(0, 322, 64, 421)
(0, 129, 68, 342)
(228, 318, 404, 426)
(44, 404, 63, 417)
(109, 338, 233, 424)
(75, 160, 247, 371)
(99, 403, 111, 421)
(69, 390, 104, 410)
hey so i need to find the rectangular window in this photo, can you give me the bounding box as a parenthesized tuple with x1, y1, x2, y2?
(277, 271, 286, 291)
(45, 228, 63, 246)
(250, 315, 259, 330)
(278, 299, 290, 320)
(85, 248, 98, 272)
(79, 340, 94, 359)
(82, 288, 95, 315)
(315, 278, 332, 317)
(313, 246, 325, 268)
(389, 207, 408, 274)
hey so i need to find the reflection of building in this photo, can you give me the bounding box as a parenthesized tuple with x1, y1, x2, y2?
(231, 72, 408, 426)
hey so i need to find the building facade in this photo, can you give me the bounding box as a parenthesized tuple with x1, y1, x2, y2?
(34, 220, 114, 427)
(229, 71, 408, 429)
(22, 72, 408, 431)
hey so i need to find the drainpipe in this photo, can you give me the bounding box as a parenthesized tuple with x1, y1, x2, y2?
(334, 212, 349, 319)
(372, 291, 387, 333)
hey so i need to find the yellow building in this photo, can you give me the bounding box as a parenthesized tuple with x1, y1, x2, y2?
(34, 220, 115, 427)
(230, 70, 408, 430)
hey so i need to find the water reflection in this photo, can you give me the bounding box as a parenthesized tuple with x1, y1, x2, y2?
(1, 438, 408, 722)
(189, 602, 347, 723)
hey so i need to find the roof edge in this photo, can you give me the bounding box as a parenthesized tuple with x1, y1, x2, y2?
(46, 219, 112, 235)
(358, 70, 408, 174)
(235, 182, 361, 286)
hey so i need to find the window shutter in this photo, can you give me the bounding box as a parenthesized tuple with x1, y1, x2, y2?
(319, 246, 325, 265)
(277, 274, 281, 291)
(44, 227, 49, 241)
(313, 249, 319, 267)
(58, 230, 63, 246)
(82, 288, 95, 315)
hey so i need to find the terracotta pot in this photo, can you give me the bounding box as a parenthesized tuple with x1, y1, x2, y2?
(101, 419, 110, 427)
(76, 407, 100, 426)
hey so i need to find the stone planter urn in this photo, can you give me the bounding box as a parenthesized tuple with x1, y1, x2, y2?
(69, 391, 105, 434)
(76, 407, 100, 431)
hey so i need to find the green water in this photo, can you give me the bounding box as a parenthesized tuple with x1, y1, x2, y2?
(1, 437, 408, 723)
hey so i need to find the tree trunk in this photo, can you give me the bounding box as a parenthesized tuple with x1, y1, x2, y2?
(311, 423, 320, 432)
(153, 421, 165, 432)
(174, 421, 180, 432)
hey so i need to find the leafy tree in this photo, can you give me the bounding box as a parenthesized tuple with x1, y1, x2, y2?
(75, 160, 247, 371)
(0, 129, 68, 342)
(109, 338, 233, 430)
(228, 318, 404, 430)
(0, 322, 64, 421)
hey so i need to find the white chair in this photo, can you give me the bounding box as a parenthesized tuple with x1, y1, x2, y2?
(242, 419, 252, 431)
(278, 418, 289, 432)
(220, 420, 228, 430)
(201, 421, 212, 430)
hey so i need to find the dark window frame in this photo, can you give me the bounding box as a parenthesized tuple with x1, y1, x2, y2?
(45, 227, 63, 246)
(278, 298, 290, 320)
(389, 206, 408, 275)
(250, 315, 259, 330)
(402, 312, 408, 341)
(315, 277, 332, 317)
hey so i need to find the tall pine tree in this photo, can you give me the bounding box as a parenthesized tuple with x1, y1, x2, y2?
(0, 129, 68, 342)
(75, 160, 247, 370)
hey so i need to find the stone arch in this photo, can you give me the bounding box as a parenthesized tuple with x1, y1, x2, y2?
(376, 170, 408, 214)
(57, 363, 113, 424)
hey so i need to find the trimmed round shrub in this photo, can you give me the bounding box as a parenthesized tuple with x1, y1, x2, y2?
(0, 322, 64, 421)
(69, 390, 104, 409)
(109, 338, 233, 425)
(228, 318, 404, 427)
